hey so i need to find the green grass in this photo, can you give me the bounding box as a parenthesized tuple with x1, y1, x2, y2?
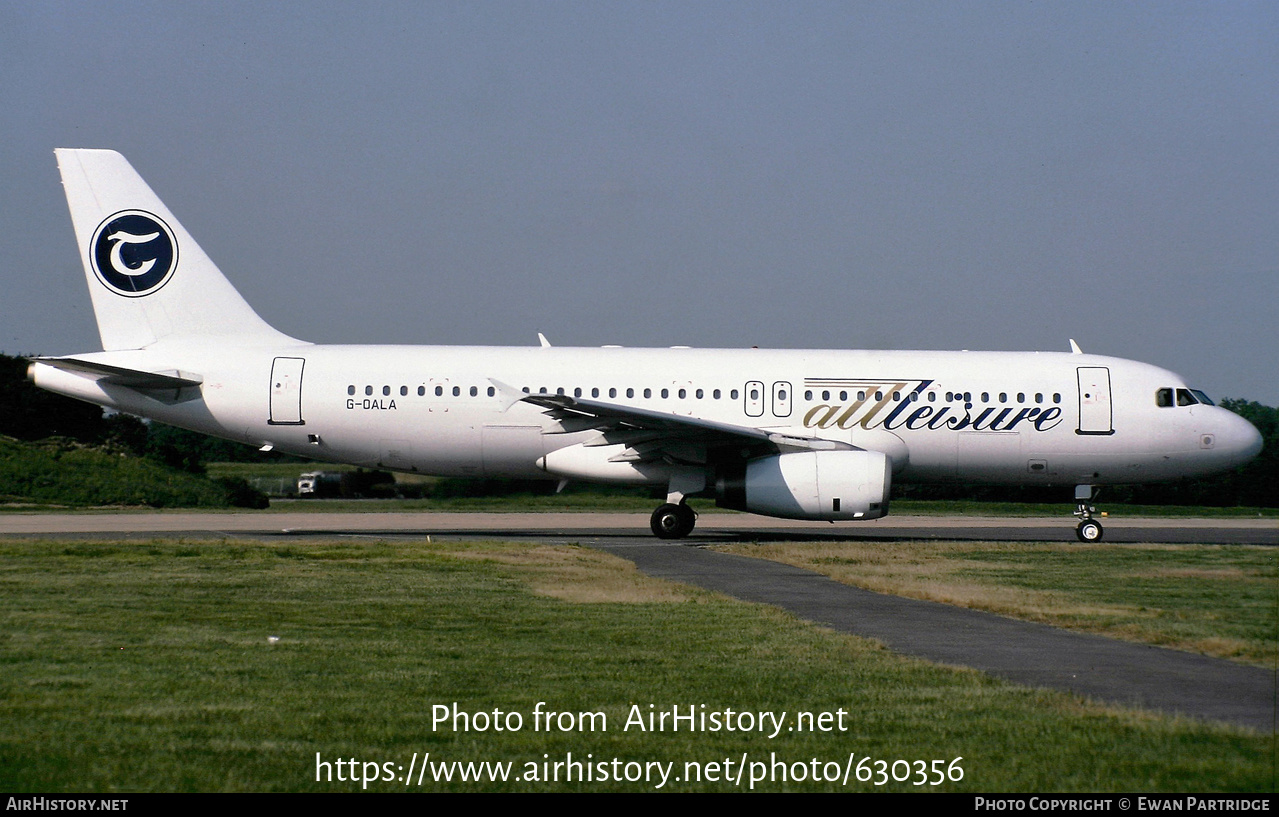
(203, 462, 364, 480)
(0, 537, 1271, 792)
(265, 493, 717, 513)
(715, 541, 1279, 666)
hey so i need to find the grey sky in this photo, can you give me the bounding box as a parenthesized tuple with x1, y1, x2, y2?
(3, 2, 1275, 403)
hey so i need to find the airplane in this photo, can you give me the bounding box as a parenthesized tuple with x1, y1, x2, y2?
(28, 149, 1263, 541)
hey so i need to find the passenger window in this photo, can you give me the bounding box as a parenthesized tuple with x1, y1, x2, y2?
(858, 391, 866, 401)
(1017, 393, 1025, 403)
(661, 388, 669, 399)
(574, 387, 581, 397)
(731, 389, 739, 400)
(452, 386, 460, 396)
(839, 391, 848, 401)
(591, 387, 599, 398)
(627, 388, 634, 398)
(644, 388, 651, 398)
(557, 387, 565, 395)
(713, 389, 721, 399)
(999, 392, 1007, 403)
(470, 386, 478, 397)
(1053, 393, 1061, 403)
(347, 385, 355, 395)
(418, 386, 425, 396)
(981, 392, 988, 402)
(365, 386, 373, 396)
(1035, 393, 1043, 404)
(822, 390, 830, 400)
(435, 386, 443, 396)
(695, 389, 703, 399)
(750, 388, 759, 400)
(678, 389, 686, 399)
(400, 386, 408, 396)
(608, 388, 616, 398)
(487, 387, 495, 397)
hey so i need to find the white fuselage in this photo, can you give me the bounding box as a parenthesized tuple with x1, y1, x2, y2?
(32, 340, 1262, 490)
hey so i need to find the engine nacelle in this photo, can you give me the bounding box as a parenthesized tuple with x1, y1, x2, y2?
(715, 450, 891, 521)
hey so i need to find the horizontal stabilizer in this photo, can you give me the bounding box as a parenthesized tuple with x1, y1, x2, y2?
(32, 357, 203, 390)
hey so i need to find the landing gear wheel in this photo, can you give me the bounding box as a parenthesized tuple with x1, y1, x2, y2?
(1076, 519, 1104, 543)
(650, 503, 696, 539)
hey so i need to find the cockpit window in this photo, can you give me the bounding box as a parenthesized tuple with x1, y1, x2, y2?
(1158, 387, 1213, 408)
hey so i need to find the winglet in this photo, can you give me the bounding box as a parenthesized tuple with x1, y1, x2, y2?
(1069, 339, 1083, 355)
(537, 333, 552, 348)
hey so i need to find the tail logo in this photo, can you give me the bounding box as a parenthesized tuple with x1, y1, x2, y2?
(90, 210, 178, 297)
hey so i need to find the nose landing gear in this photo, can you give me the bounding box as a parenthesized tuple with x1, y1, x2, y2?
(1073, 484, 1104, 542)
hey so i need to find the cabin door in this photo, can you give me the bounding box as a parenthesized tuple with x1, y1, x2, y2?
(1076, 367, 1113, 435)
(269, 357, 306, 425)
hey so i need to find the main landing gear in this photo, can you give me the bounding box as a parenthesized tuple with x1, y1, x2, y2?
(651, 472, 704, 540)
(1073, 484, 1104, 542)
(650, 502, 697, 539)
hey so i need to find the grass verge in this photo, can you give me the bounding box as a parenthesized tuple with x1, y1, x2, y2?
(713, 540, 1279, 667)
(0, 537, 1271, 792)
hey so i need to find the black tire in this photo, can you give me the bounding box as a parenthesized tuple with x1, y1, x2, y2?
(650, 503, 696, 539)
(1076, 519, 1104, 542)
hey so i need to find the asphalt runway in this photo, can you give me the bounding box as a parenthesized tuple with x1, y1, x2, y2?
(2, 510, 1276, 545)
(3, 511, 1276, 731)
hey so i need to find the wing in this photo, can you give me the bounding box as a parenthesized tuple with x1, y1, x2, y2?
(508, 384, 856, 468)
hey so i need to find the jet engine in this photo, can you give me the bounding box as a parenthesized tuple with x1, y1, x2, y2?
(715, 450, 891, 521)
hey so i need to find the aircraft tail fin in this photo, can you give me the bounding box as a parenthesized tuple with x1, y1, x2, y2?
(55, 149, 297, 351)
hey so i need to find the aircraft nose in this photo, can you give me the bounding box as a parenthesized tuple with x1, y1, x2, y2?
(1218, 411, 1263, 467)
